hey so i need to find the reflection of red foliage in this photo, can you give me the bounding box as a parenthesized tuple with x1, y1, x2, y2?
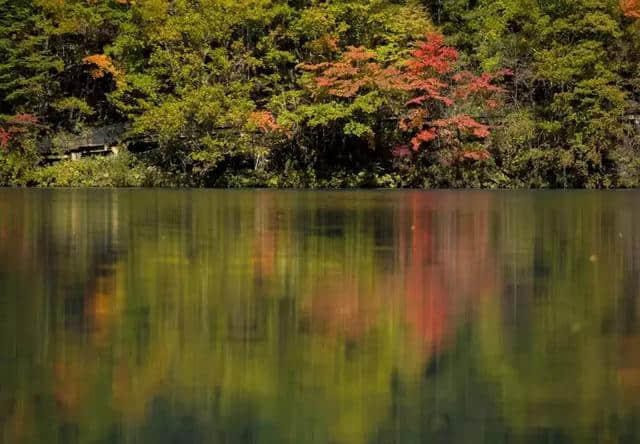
(400, 193, 496, 356)
(617, 338, 640, 400)
(405, 264, 449, 350)
(254, 228, 276, 277)
(307, 275, 368, 340)
(402, 194, 450, 351)
(85, 272, 117, 345)
(253, 195, 278, 278)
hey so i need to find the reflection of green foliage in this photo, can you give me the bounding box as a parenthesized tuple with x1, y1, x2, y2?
(474, 194, 632, 441)
(2, 191, 640, 443)
(0, 191, 412, 443)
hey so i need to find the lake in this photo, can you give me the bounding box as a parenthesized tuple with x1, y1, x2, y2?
(1, 189, 639, 443)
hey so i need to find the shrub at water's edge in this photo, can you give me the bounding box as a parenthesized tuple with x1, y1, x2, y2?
(30, 151, 163, 188)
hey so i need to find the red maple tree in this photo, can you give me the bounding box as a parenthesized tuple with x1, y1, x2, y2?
(399, 33, 509, 156)
(0, 114, 39, 151)
(297, 32, 510, 161)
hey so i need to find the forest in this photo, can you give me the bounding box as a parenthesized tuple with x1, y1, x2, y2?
(2, 0, 640, 188)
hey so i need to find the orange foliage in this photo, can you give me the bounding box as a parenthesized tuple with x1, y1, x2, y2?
(85, 273, 118, 345)
(82, 54, 124, 87)
(10, 113, 39, 125)
(410, 129, 437, 151)
(300, 33, 509, 156)
(249, 110, 281, 133)
(299, 46, 404, 98)
(462, 149, 491, 161)
(622, 0, 640, 17)
(433, 114, 491, 138)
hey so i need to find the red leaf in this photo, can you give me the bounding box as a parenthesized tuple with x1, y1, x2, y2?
(410, 129, 437, 151)
(472, 126, 490, 138)
(10, 113, 38, 125)
(0, 128, 10, 150)
(417, 129, 437, 142)
(622, 0, 640, 17)
(411, 137, 421, 151)
(392, 145, 411, 157)
(409, 33, 458, 75)
(462, 150, 490, 161)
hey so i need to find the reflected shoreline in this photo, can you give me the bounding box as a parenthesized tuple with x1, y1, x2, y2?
(1, 190, 639, 443)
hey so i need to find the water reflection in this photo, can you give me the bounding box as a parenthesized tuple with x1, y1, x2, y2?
(1, 190, 640, 443)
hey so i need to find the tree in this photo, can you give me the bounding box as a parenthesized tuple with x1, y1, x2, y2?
(0, 113, 42, 185)
(293, 33, 508, 163)
(0, 0, 61, 115)
(436, 0, 635, 187)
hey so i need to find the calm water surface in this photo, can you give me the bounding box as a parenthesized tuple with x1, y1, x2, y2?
(1, 190, 640, 443)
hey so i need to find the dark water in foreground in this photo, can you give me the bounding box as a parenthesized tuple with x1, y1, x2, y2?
(1, 190, 640, 443)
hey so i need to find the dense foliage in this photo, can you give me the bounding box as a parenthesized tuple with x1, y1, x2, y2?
(2, 0, 640, 187)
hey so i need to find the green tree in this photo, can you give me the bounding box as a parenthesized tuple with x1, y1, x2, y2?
(0, 0, 61, 116)
(442, 0, 637, 187)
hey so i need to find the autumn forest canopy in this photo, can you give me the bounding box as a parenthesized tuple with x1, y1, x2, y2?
(2, 0, 640, 188)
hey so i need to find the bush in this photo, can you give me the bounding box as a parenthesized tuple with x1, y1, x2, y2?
(0, 149, 40, 186)
(31, 150, 160, 187)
